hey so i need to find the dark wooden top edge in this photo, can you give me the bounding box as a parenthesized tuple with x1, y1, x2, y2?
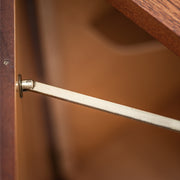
(110, 0, 180, 56)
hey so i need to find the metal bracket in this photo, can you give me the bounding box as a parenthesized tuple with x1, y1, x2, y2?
(16, 74, 180, 131)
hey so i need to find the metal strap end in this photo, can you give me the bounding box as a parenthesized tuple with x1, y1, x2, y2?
(16, 74, 34, 98)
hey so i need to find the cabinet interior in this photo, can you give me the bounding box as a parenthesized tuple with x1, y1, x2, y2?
(16, 0, 180, 180)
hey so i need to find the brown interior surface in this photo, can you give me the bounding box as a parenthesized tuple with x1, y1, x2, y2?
(16, 0, 54, 179)
(16, 0, 180, 180)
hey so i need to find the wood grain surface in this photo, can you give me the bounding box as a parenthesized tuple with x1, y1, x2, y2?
(0, 0, 15, 180)
(110, 0, 180, 56)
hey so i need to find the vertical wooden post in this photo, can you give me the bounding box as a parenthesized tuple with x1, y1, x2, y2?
(0, 0, 15, 179)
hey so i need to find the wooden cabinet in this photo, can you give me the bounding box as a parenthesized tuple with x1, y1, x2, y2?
(1, 0, 180, 180)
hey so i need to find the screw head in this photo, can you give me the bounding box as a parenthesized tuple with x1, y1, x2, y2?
(3, 60, 9, 66)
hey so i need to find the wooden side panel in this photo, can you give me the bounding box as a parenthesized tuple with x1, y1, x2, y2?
(0, 0, 15, 180)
